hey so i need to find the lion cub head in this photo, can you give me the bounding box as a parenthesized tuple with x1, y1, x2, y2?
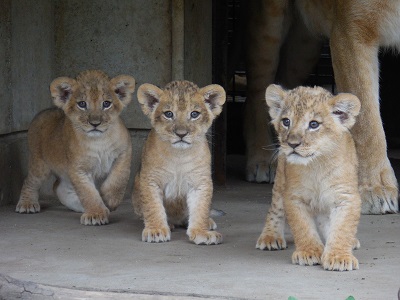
(137, 81, 226, 149)
(50, 70, 135, 137)
(265, 84, 361, 165)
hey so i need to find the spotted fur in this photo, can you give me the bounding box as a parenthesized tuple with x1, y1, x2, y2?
(257, 85, 362, 271)
(16, 70, 135, 225)
(132, 81, 225, 244)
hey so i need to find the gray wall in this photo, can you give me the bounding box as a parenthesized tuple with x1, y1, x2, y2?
(0, 0, 212, 205)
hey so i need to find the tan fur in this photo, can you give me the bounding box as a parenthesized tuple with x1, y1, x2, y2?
(257, 85, 361, 271)
(16, 70, 135, 225)
(245, 0, 399, 214)
(132, 81, 225, 244)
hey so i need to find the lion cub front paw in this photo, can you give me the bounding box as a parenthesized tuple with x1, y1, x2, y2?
(321, 252, 359, 271)
(15, 201, 40, 214)
(142, 227, 171, 243)
(292, 247, 323, 266)
(188, 229, 223, 245)
(80, 209, 109, 225)
(256, 233, 286, 250)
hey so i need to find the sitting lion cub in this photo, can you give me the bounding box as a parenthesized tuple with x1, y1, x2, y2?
(257, 85, 362, 271)
(132, 80, 225, 245)
(16, 70, 135, 225)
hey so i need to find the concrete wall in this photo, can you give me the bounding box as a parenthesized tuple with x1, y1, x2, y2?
(0, 0, 212, 206)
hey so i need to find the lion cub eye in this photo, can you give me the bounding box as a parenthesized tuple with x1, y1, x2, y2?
(309, 120, 320, 129)
(190, 111, 200, 119)
(164, 111, 174, 119)
(77, 101, 87, 109)
(282, 118, 290, 127)
(102, 101, 112, 109)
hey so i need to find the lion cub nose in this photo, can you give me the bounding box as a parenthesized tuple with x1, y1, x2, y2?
(288, 142, 300, 149)
(89, 120, 101, 127)
(175, 129, 188, 139)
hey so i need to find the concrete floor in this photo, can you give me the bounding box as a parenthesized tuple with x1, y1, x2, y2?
(0, 156, 399, 300)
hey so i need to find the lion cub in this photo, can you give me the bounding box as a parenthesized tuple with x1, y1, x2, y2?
(16, 70, 135, 225)
(132, 81, 226, 245)
(257, 85, 362, 271)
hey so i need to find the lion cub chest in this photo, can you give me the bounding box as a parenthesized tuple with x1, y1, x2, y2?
(83, 139, 121, 181)
(164, 173, 189, 201)
(163, 159, 197, 201)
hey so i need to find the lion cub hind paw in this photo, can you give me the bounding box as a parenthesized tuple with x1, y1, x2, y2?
(189, 230, 223, 245)
(322, 253, 359, 271)
(142, 227, 171, 243)
(80, 211, 109, 225)
(256, 234, 286, 250)
(292, 249, 323, 266)
(352, 238, 361, 250)
(15, 201, 40, 214)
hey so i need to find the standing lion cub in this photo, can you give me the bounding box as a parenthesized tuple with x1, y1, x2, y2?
(132, 81, 226, 245)
(257, 85, 362, 271)
(16, 70, 135, 225)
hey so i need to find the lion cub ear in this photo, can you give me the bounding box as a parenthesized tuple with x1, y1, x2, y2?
(329, 93, 361, 129)
(50, 77, 76, 109)
(265, 84, 287, 122)
(110, 75, 136, 107)
(199, 84, 226, 118)
(137, 84, 163, 116)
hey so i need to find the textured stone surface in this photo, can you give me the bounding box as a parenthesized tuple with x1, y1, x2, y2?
(0, 170, 399, 299)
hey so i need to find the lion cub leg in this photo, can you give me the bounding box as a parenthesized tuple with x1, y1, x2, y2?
(285, 199, 324, 266)
(138, 183, 171, 243)
(100, 149, 132, 212)
(321, 199, 361, 271)
(186, 186, 222, 245)
(316, 214, 361, 251)
(69, 173, 110, 226)
(256, 197, 286, 250)
(16, 159, 50, 214)
(256, 155, 286, 250)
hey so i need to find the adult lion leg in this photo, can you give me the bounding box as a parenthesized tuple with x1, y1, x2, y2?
(244, 0, 289, 183)
(275, 13, 322, 90)
(245, 1, 321, 182)
(330, 30, 399, 214)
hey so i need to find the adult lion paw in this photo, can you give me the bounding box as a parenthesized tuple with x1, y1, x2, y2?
(188, 229, 223, 245)
(360, 183, 398, 214)
(142, 227, 171, 243)
(80, 209, 109, 225)
(246, 158, 276, 183)
(321, 252, 359, 271)
(15, 201, 40, 214)
(292, 248, 323, 266)
(359, 164, 398, 214)
(256, 233, 286, 250)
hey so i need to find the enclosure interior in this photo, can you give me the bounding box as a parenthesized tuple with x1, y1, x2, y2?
(218, 0, 400, 164)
